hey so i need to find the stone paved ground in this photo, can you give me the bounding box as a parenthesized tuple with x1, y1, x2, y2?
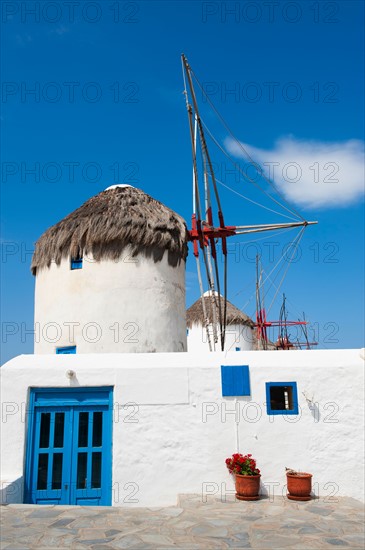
(1, 495, 364, 549)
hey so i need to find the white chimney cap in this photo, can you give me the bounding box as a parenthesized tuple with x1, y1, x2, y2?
(105, 184, 134, 191)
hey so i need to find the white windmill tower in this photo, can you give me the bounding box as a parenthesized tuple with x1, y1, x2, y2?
(31, 184, 188, 354)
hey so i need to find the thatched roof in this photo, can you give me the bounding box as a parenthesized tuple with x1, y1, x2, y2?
(186, 294, 254, 328)
(31, 186, 188, 274)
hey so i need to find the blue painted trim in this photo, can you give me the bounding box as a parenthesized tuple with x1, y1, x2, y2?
(265, 382, 299, 415)
(221, 365, 251, 396)
(24, 389, 36, 503)
(56, 346, 76, 354)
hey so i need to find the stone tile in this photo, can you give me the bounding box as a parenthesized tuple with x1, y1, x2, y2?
(68, 517, 99, 528)
(281, 521, 306, 530)
(168, 520, 197, 530)
(37, 534, 72, 547)
(173, 544, 207, 549)
(341, 534, 365, 547)
(159, 507, 184, 517)
(259, 534, 302, 547)
(27, 508, 64, 518)
(298, 525, 323, 534)
(111, 535, 143, 549)
(316, 522, 344, 536)
(60, 507, 101, 517)
(306, 506, 334, 517)
(234, 532, 250, 541)
(325, 539, 350, 546)
(75, 538, 114, 546)
(139, 533, 175, 545)
(336, 497, 364, 509)
(78, 529, 111, 539)
(48, 527, 80, 535)
(189, 537, 231, 549)
(341, 520, 365, 533)
(2, 545, 33, 550)
(227, 542, 252, 549)
(105, 528, 122, 537)
(107, 526, 141, 538)
(50, 517, 76, 528)
(190, 523, 228, 537)
(250, 521, 282, 531)
(291, 540, 335, 550)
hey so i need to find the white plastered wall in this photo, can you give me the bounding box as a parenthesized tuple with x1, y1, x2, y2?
(0, 349, 364, 506)
(187, 323, 254, 352)
(34, 248, 186, 353)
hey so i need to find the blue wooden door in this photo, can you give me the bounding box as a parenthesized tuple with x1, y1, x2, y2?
(25, 388, 112, 506)
(31, 407, 71, 504)
(71, 406, 110, 506)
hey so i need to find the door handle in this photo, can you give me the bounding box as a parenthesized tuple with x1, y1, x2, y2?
(64, 484, 68, 490)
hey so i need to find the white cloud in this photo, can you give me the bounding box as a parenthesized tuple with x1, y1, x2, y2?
(225, 136, 365, 209)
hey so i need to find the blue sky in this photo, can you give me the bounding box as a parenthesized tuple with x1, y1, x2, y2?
(1, 0, 364, 362)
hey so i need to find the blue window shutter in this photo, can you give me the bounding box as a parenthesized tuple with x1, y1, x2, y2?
(221, 365, 251, 396)
(56, 346, 76, 354)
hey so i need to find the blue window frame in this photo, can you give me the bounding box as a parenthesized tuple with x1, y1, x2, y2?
(24, 387, 113, 506)
(221, 365, 251, 396)
(71, 253, 83, 270)
(71, 258, 82, 269)
(56, 346, 76, 354)
(266, 382, 299, 415)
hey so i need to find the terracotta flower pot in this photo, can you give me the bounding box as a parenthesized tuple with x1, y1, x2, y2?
(235, 474, 261, 501)
(286, 473, 312, 501)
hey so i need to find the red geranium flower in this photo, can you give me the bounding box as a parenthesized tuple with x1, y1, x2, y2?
(225, 453, 260, 476)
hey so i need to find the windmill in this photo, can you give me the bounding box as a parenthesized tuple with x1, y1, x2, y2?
(181, 54, 317, 351)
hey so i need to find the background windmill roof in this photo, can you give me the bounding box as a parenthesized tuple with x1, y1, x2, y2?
(186, 293, 254, 328)
(31, 185, 188, 274)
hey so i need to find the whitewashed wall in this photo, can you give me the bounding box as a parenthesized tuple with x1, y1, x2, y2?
(34, 248, 186, 353)
(188, 323, 254, 352)
(1, 349, 364, 506)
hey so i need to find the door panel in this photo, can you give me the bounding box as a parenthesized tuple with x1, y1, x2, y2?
(31, 408, 71, 504)
(71, 407, 106, 505)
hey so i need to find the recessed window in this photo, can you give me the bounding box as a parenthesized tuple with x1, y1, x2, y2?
(56, 346, 76, 354)
(71, 251, 83, 270)
(266, 382, 298, 415)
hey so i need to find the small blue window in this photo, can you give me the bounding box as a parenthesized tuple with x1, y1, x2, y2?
(266, 382, 298, 415)
(235, 347, 241, 351)
(71, 253, 83, 270)
(56, 346, 76, 354)
(221, 365, 251, 396)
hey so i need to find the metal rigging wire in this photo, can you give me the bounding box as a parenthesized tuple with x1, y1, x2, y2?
(191, 69, 306, 222)
(216, 178, 299, 222)
(200, 116, 303, 222)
